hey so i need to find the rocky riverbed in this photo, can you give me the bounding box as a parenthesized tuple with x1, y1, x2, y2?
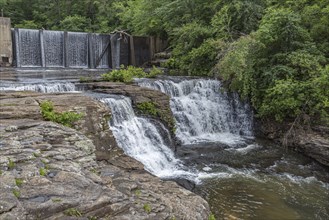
(0, 91, 210, 219)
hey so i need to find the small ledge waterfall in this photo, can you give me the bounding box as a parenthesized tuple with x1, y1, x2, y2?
(101, 96, 197, 180)
(138, 79, 254, 145)
(0, 82, 77, 93)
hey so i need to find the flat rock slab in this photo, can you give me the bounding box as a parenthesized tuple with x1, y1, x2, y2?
(0, 92, 210, 219)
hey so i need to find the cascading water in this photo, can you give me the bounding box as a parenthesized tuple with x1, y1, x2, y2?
(100, 96, 198, 180)
(137, 78, 329, 219)
(0, 82, 77, 93)
(44, 30, 65, 67)
(17, 29, 42, 67)
(138, 79, 253, 145)
(67, 32, 89, 68)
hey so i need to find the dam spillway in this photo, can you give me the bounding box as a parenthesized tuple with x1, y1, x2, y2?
(7, 27, 167, 69)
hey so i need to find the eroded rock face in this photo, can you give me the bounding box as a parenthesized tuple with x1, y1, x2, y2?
(0, 92, 210, 219)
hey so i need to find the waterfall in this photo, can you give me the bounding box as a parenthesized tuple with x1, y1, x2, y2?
(67, 32, 89, 68)
(0, 82, 77, 93)
(17, 29, 42, 67)
(138, 79, 254, 145)
(44, 30, 65, 67)
(101, 96, 197, 180)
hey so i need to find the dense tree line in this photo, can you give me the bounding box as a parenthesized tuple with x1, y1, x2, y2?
(1, 0, 328, 125)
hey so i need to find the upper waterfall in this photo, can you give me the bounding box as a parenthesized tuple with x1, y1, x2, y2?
(138, 79, 254, 145)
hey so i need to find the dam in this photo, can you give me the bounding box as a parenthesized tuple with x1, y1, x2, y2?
(0, 17, 166, 69)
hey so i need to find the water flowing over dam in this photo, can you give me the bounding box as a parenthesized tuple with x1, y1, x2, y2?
(9, 28, 167, 69)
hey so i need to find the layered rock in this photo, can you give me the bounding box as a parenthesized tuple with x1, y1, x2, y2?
(0, 92, 210, 219)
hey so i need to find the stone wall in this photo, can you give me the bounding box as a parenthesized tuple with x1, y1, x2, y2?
(0, 17, 12, 67)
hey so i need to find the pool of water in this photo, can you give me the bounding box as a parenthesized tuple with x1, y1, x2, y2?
(177, 139, 329, 220)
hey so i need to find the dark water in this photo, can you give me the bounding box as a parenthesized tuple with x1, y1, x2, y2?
(177, 139, 329, 220)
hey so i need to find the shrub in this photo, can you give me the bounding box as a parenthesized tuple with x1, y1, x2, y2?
(136, 102, 159, 117)
(40, 101, 83, 127)
(101, 65, 146, 83)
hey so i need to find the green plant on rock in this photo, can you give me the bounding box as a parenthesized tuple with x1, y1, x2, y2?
(64, 208, 82, 217)
(208, 213, 216, 220)
(147, 66, 162, 78)
(40, 101, 83, 127)
(101, 65, 146, 83)
(134, 189, 141, 197)
(79, 76, 93, 83)
(8, 158, 15, 169)
(143, 203, 151, 214)
(15, 178, 24, 187)
(39, 167, 48, 176)
(136, 102, 159, 117)
(12, 189, 20, 198)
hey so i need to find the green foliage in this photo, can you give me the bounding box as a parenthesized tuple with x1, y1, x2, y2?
(208, 213, 216, 220)
(39, 167, 47, 176)
(2, 0, 328, 125)
(40, 101, 82, 127)
(101, 65, 146, 83)
(101, 65, 161, 82)
(12, 189, 20, 198)
(64, 208, 82, 217)
(79, 76, 93, 83)
(217, 3, 329, 125)
(134, 189, 141, 197)
(136, 102, 159, 117)
(8, 158, 15, 169)
(143, 203, 151, 214)
(15, 20, 40, 29)
(15, 178, 24, 187)
(148, 66, 163, 78)
(57, 15, 91, 32)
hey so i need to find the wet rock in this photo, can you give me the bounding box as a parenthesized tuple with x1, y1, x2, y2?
(255, 119, 329, 167)
(81, 82, 176, 133)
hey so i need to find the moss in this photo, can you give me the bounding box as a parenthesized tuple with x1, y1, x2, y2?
(52, 198, 62, 203)
(136, 102, 176, 135)
(136, 102, 159, 117)
(15, 178, 24, 187)
(64, 208, 82, 217)
(134, 189, 141, 197)
(143, 203, 152, 214)
(33, 152, 41, 157)
(208, 213, 216, 220)
(8, 158, 15, 170)
(40, 100, 83, 127)
(39, 167, 47, 176)
(12, 189, 20, 198)
(79, 76, 93, 83)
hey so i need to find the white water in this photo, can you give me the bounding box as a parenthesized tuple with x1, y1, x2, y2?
(138, 79, 254, 145)
(0, 82, 77, 93)
(101, 96, 199, 180)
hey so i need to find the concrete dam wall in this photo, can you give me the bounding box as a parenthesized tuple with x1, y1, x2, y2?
(1, 17, 167, 69)
(12, 28, 166, 69)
